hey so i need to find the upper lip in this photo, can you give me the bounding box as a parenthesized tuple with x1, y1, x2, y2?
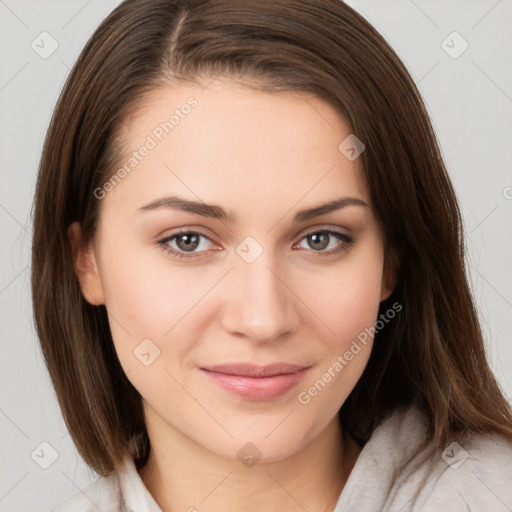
(201, 363, 310, 377)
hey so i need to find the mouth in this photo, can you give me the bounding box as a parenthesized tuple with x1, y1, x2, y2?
(200, 363, 311, 401)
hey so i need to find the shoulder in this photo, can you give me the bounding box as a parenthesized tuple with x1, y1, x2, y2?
(53, 471, 121, 512)
(337, 405, 512, 512)
(384, 409, 512, 511)
(53, 455, 161, 512)
(410, 432, 512, 512)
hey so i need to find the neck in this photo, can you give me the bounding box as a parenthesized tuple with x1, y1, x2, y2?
(139, 412, 361, 512)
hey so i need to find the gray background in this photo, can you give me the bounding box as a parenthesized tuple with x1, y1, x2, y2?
(1, 0, 511, 510)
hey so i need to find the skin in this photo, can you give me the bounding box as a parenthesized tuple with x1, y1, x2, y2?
(69, 77, 395, 512)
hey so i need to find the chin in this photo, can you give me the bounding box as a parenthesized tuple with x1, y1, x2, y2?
(202, 424, 317, 466)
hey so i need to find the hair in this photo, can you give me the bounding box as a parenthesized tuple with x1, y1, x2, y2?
(31, 0, 512, 477)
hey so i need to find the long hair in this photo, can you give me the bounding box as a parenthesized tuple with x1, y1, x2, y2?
(31, 0, 512, 475)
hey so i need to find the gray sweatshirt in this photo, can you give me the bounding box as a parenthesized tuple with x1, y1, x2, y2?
(54, 405, 512, 511)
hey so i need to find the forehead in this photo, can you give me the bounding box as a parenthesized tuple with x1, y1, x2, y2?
(101, 78, 370, 219)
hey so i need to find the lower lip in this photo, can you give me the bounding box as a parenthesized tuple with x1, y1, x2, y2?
(201, 368, 309, 401)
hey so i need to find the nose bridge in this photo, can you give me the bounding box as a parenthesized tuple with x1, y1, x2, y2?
(221, 244, 297, 343)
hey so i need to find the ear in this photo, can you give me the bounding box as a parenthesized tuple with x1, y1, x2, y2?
(380, 249, 398, 302)
(67, 222, 105, 305)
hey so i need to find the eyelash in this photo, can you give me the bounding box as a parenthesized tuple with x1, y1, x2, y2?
(157, 228, 354, 260)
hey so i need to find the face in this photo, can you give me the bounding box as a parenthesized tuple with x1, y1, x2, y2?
(71, 78, 394, 463)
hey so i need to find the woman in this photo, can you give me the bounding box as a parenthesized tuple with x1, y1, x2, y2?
(31, 0, 512, 510)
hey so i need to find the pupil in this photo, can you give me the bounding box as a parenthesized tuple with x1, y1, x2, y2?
(309, 233, 329, 250)
(177, 234, 199, 251)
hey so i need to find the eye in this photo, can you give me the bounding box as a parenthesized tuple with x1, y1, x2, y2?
(157, 228, 354, 261)
(293, 230, 353, 256)
(158, 230, 217, 260)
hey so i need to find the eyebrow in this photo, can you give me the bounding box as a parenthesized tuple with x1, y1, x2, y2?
(138, 194, 369, 223)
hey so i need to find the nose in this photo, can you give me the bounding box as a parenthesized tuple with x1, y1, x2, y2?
(220, 253, 299, 344)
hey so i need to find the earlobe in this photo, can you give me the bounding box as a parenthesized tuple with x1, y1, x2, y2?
(67, 222, 106, 305)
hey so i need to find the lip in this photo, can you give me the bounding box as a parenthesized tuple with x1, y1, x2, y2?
(200, 363, 311, 401)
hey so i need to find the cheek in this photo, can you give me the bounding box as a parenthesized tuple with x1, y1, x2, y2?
(294, 267, 380, 422)
(296, 340, 372, 429)
(301, 253, 384, 349)
(97, 238, 227, 388)
(293, 245, 384, 412)
(99, 236, 215, 335)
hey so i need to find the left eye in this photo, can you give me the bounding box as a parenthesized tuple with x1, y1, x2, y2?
(294, 230, 352, 253)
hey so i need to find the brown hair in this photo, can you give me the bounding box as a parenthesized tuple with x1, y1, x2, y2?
(31, 0, 512, 476)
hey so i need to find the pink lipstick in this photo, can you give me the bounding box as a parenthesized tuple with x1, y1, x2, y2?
(201, 363, 310, 401)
